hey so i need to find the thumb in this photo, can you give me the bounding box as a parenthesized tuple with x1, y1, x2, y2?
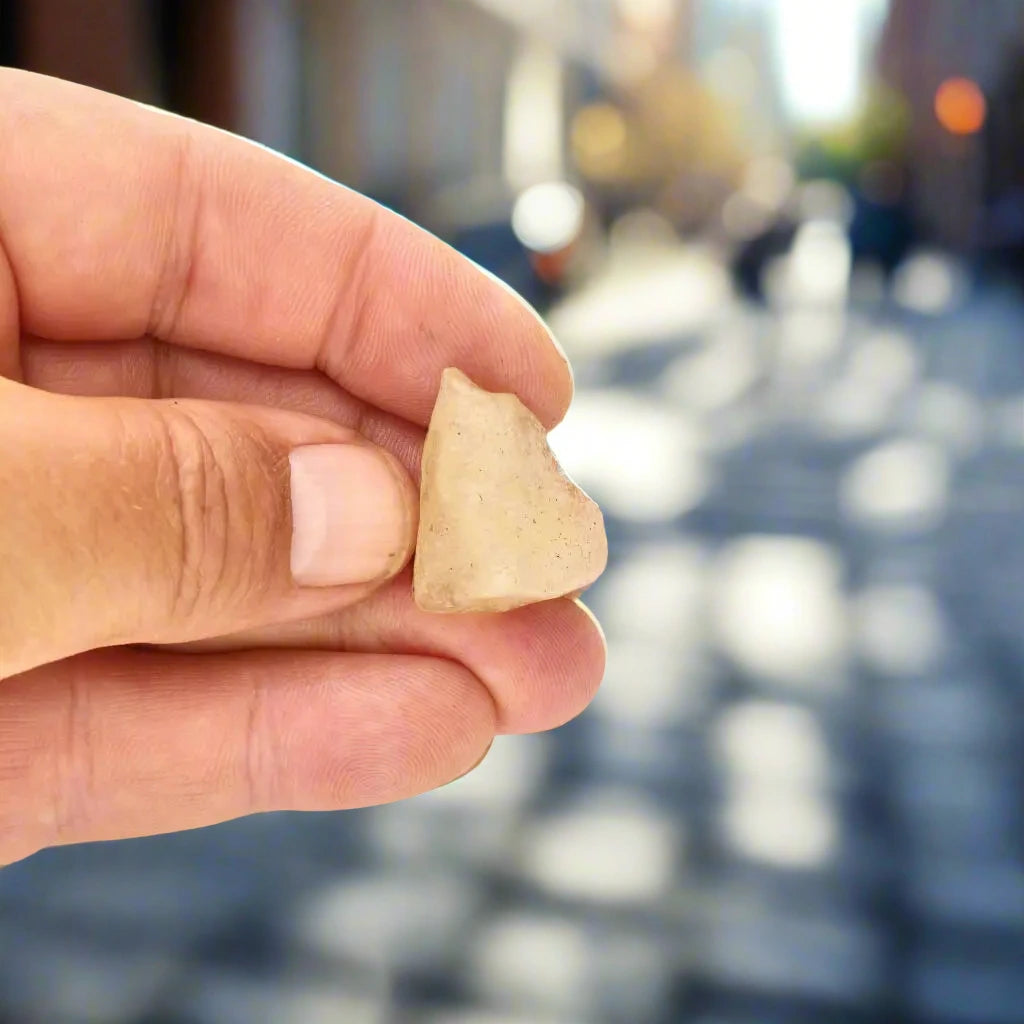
(0, 379, 417, 678)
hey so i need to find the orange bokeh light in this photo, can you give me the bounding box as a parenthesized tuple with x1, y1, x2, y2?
(934, 77, 987, 136)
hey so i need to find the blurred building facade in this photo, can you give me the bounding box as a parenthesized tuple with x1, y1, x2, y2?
(877, 0, 1024, 248)
(303, 0, 516, 211)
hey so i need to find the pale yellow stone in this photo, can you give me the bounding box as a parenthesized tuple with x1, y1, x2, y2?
(413, 367, 607, 613)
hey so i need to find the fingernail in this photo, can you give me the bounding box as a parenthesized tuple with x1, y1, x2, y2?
(573, 598, 607, 655)
(544, 322, 573, 381)
(289, 444, 412, 587)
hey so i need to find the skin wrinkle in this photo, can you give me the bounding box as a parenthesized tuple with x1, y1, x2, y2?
(243, 659, 267, 814)
(147, 130, 202, 344)
(161, 406, 204, 628)
(0, 146, 22, 380)
(316, 200, 383, 386)
(98, 402, 142, 642)
(156, 404, 290, 639)
(53, 663, 93, 844)
(179, 578, 603, 736)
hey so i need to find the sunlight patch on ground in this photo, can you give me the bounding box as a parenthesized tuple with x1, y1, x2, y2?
(290, 870, 480, 972)
(547, 247, 730, 359)
(712, 700, 831, 788)
(852, 584, 948, 676)
(659, 320, 761, 413)
(711, 536, 848, 688)
(468, 913, 590, 1015)
(904, 381, 984, 457)
(891, 250, 969, 315)
(839, 439, 950, 531)
(592, 639, 706, 727)
(549, 391, 709, 521)
(721, 785, 838, 868)
(589, 541, 708, 648)
(420, 734, 552, 810)
(517, 789, 681, 904)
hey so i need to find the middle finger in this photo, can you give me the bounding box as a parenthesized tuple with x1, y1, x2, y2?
(171, 571, 606, 737)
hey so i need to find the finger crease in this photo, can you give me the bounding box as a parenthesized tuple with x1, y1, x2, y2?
(315, 207, 382, 382)
(244, 667, 268, 811)
(148, 131, 202, 344)
(53, 665, 94, 844)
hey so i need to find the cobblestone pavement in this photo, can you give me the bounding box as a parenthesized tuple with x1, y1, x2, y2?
(3, 248, 1024, 1024)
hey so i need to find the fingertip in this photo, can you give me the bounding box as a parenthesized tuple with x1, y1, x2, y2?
(293, 656, 498, 808)
(470, 260, 575, 427)
(489, 596, 607, 736)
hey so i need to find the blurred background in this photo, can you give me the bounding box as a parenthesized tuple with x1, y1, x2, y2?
(4, 0, 1024, 1021)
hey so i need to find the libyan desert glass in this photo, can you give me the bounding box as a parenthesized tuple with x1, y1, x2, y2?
(414, 367, 607, 613)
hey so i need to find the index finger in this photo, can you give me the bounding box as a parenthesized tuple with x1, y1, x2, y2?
(0, 70, 572, 427)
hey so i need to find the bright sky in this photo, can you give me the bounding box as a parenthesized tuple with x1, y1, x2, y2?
(772, 0, 889, 126)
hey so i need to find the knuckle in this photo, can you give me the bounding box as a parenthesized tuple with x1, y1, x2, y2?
(150, 405, 286, 628)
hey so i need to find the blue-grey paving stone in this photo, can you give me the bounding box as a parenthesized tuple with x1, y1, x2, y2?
(0, 862, 257, 947)
(702, 840, 882, 914)
(889, 751, 1020, 856)
(508, 786, 685, 910)
(873, 673, 1010, 750)
(0, 926, 177, 1023)
(586, 926, 677, 1023)
(905, 856, 1024, 931)
(165, 969, 388, 1024)
(202, 811, 368, 882)
(410, 1011, 588, 1024)
(579, 720, 708, 795)
(907, 949, 1024, 1024)
(687, 1008, 880, 1024)
(696, 899, 885, 1007)
(360, 801, 527, 874)
(844, 540, 944, 596)
(461, 910, 681, 1024)
(280, 867, 485, 976)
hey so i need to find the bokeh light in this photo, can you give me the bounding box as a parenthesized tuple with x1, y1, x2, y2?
(891, 250, 968, 315)
(713, 700, 832, 787)
(511, 182, 585, 254)
(468, 913, 590, 1016)
(853, 584, 948, 676)
(570, 102, 629, 179)
(588, 540, 708, 647)
(517, 789, 681, 904)
(934, 77, 987, 136)
(721, 786, 839, 868)
(548, 390, 709, 521)
(711, 536, 849, 689)
(840, 438, 951, 531)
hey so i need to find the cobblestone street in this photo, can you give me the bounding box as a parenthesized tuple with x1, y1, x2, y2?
(4, 241, 1024, 1024)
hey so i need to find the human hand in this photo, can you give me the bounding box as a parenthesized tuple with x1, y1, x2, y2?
(0, 71, 604, 864)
